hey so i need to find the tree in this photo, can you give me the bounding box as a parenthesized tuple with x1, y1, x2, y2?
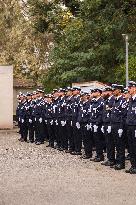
(0, 0, 51, 84)
(44, 0, 136, 89)
(115, 55, 136, 84)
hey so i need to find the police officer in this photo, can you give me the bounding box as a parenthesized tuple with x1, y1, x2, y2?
(65, 87, 74, 153)
(126, 81, 136, 174)
(18, 94, 28, 142)
(79, 92, 93, 159)
(89, 88, 104, 162)
(25, 92, 35, 143)
(34, 89, 45, 145)
(110, 84, 127, 170)
(71, 87, 82, 155)
(101, 87, 115, 166)
(44, 94, 55, 148)
(57, 88, 67, 151)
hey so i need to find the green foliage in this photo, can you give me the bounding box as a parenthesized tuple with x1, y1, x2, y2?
(44, 0, 136, 89)
(114, 56, 136, 84)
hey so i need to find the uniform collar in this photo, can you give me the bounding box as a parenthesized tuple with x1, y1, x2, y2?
(132, 94, 136, 100)
(116, 95, 122, 100)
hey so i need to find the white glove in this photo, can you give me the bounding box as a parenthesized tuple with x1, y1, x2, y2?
(35, 118, 37, 122)
(89, 123, 92, 131)
(61, 121, 64, 126)
(39, 118, 42, 123)
(118, 129, 123, 137)
(61, 121, 66, 126)
(86, 124, 90, 131)
(21, 119, 24, 123)
(107, 126, 112, 134)
(45, 120, 47, 124)
(93, 125, 98, 133)
(135, 130, 136, 138)
(50, 120, 53, 125)
(29, 119, 32, 123)
(101, 126, 104, 133)
(71, 121, 72, 126)
(19, 117, 20, 122)
(55, 120, 58, 125)
(76, 122, 80, 129)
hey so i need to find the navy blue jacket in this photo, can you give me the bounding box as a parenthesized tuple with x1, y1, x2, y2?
(89, 97, 104, 125)
(102, 96, 115, 124)
(126, 95, 136, 126)
(111, 96, 127, 124)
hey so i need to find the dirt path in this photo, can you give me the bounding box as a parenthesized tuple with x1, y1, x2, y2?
(0, 133, 136, 205)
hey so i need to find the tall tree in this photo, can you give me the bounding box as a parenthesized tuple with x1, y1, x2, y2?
(0, 0, 51, 84)
(44, 0, 136, 89)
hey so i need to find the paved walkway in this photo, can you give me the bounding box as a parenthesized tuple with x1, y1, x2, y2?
(0, 133, 136, 205)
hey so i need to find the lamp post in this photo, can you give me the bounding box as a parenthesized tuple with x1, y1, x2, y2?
(122, 34, 129, 87)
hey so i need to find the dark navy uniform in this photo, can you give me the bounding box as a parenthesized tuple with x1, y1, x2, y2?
(78, 97, 93, 158)
(111, 95, 127, 168)
(65, 95, 73, 152)
(90, 96, 104, 161)
(33, 97, 45, 144)
(72, 95, 82, 154)
(102, 95, 115, 164)
(126, 93, 136, 171)
(18, 100, 28, 141)
(43, 99, 55, 147)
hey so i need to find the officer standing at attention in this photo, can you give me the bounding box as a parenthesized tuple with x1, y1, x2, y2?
(25, 93, 35, 143)
(34, 89, 45, 145)
(71, 87, 82, 155)
(18, 94, 28, 142)
(65, 87, 74, 153)
(78, 92, 93, 159)
(110, 84, 127, 170)
(90, 88, 104, 162)
(101, 87, 115, 166)
(44, 94, 55, 148)
(126, 81, 136, 174)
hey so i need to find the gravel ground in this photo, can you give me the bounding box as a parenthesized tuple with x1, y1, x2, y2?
(0, 132, 136, 205)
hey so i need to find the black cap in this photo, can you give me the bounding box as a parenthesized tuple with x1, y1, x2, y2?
(80, 92, 86, 96)
(26, 92, 32, 97)
(102, 86, 113, 92)
(33, 91, 37, 95)
(72, 86, 81, 91)
(123, 88, 129, 94)
(58, 88, 65, 92)
(37, 89, 44, 93)
(92, 88, 102, 94)
(47, 94, 52, 98)
(111, 84, 124, 92)
(128, 81, 136, 87)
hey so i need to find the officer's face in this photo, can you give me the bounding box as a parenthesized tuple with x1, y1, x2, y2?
(73, 90, 80, 95)
(39, 92, 44, 98)
(20, 96, 24, 101)
(47, 98, 52, 103)
(32, 94, 37, 99)
(93, 91, 101, 98)
(89, 93, 93, 99)
(124, 93, 130, 100)
(66, 91, 72, 96)
(113, 89, 121, 96)
(58, 91, 64, 96)
(27, 96, 31, 100)
(129, 87, 136, 95)
(101, 91, 107, 98)
(52, 92, 57, 98)
(102, 91, 112, 98)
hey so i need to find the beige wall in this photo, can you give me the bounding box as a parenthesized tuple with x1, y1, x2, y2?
(0, 66, 13, 129)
